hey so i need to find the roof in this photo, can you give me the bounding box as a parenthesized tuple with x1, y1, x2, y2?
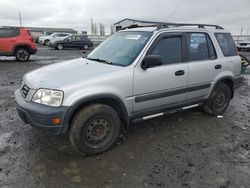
(2, 26, 77, 33)
(113, 18, 166, 25)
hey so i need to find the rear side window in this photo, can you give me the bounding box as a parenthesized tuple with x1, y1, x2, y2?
(0, 29, 20, 38)
(60, 34, 69, 37)
(186, 33, 216, 61)
(215, 33, 237, 57)
(150, 37, 182, 64)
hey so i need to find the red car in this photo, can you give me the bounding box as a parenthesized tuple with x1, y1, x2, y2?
(0, 27, 37, 62)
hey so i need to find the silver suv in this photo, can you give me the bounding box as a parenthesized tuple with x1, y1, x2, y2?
(15, 23, 243, 155)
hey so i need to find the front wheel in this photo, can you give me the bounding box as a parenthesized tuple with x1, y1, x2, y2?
(57, 44, 64, 50)
(15, 48, 30, 62)
(203, 83, 231, 116)
(44, 40, 50, 46)
(69, 104, 121, 155)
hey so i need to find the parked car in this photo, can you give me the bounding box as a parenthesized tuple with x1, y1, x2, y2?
(52, 35, 93, 50)
(237, 38, 250, 51)
(38, 33, 71, 46)
(15, 23, 242, 155)
(49, 35, 71, 47)
(0, 27, 37, 62)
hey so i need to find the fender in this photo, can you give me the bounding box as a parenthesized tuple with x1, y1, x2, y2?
(63, 94, 129, 129)
(12, 43, 32, 53)
(209, 76, 234, 98)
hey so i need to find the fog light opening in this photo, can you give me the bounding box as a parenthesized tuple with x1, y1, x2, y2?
(52, 117, 61, 125)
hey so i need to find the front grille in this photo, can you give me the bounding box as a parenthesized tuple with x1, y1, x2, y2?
(21, 84, 30, 98)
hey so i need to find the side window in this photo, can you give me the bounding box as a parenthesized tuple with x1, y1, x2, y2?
(61, 34, 69, 37)
(150, 37, 182, 64)
(75, 36, 82, 40)
(68, 36, 73, 41)
(0, 29, 19, 38)
(186, 33, 216, 61)
(215, 33, 237, 57)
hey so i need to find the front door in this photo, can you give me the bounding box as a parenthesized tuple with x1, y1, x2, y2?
(133, 33, 188, 113)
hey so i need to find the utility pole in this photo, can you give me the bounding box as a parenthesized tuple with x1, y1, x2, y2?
(19, 12, 22, 27)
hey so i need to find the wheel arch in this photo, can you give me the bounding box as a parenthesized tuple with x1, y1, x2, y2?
(210, 76, 234, 99)
(13, 44, 31, 54)
(64, 94, 129, 132)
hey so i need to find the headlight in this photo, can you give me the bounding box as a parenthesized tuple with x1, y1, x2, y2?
(32, 89, 63, 107)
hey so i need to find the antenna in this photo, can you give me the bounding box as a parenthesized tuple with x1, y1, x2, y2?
(19, 12, 22, 27)
(166, 5, 179, 22)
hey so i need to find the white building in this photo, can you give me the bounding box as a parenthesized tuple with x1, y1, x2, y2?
(113, 18, 165, 32)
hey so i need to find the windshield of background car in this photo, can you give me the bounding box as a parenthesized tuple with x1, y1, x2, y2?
(87, 31, 152, 66)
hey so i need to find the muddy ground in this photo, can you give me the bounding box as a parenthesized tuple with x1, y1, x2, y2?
(0, 45, 250, 188)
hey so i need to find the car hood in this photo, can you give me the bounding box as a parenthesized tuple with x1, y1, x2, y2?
(23, 58, 124, 89)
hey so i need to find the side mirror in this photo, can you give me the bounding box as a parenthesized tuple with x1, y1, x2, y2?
(141, 55, 163, 70)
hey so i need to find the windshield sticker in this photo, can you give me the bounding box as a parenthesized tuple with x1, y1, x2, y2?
(125, 34, 141, 40)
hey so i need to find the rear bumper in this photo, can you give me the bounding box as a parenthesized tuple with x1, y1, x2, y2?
(30, 48, 37, 55)
(233, 75, 244, 89)
(15, 89, 70, 135)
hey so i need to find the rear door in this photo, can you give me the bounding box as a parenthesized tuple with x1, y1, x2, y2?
(185, 32, 218, 101)
(214, 33, 240, 77)
(0, 28, 19, 54)
(133, 33, 189, 113)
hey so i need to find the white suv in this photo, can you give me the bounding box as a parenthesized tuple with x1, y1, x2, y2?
(38, 33, 72, 46)
(15, 23, 242, 155)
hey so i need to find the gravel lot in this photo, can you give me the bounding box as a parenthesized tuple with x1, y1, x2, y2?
(0, 45, 250, 188)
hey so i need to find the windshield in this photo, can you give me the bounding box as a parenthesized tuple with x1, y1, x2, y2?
(87, 31, 152, 66)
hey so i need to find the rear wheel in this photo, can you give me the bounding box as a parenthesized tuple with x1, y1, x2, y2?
(83, 44, 89, 50)
(69, 104, 121, 155)
(15, 48, 30, 62)
(203, 83, 231, 116)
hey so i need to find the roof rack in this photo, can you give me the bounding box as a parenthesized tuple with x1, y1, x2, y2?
(122, 22, 224, 30)
(156, 22, 224, 30)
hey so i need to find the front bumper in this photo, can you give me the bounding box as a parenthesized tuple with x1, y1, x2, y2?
(15, 89, 70, 135)
(233, 75, 244, 89)
(238, 46, 250, 49)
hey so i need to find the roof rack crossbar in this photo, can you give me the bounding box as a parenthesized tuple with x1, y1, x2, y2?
(156, 23, 224, 30)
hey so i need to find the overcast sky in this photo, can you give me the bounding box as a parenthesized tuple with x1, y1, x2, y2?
(0, 0, 249, 35)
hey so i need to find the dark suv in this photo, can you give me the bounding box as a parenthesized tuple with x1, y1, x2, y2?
(0, 27, 37, 62)
(53, 35, 93, 50)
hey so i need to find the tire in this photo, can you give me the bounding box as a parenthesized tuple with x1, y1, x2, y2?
(44, 40, 50, 46)
(57, 44, 64, 50)
(15, 48, 30, 62)
(203, 83, 231, 116)
(69, 104, 121, 155)
(83, 44, 89, 50)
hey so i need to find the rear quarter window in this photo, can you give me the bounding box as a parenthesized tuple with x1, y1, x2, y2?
(215, 33, 238, 57)
(0, 28, 20, 38)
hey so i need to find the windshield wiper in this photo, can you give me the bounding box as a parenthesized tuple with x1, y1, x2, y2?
(86, 57, 112, 64)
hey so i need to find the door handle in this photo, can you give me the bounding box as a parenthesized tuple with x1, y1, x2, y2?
(175, 70, 185, 76)
(10, 40, 16, 42)
(215, 64, 222, 69)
